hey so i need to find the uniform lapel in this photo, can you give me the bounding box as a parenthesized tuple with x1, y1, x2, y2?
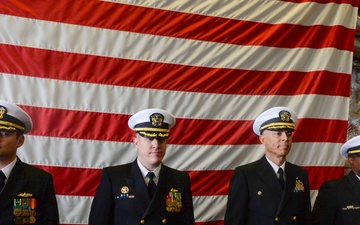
(143, 165, 170, 217)
(0, 159, 28, 210)
(258, 157, 283, 207)
(346, 171, 360, 203)
(277, 162, 297, 214)
(126, 161, 152, 215)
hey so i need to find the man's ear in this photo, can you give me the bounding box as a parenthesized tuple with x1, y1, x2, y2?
(259, 135, 265, 144)
(133, 135, 139, 148)
(17, 135, 25, 148)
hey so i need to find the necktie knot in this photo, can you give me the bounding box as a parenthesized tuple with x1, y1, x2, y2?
(277, 168, 285, 189)
(147, 172, 155, 180)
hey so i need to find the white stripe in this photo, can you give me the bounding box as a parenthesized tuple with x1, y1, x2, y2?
(104, 0, 357, 28)
(193, 195, 227, 221)
(56, 191, 320, 223)
(18, 136, 346, 170)
(1, 74, 349, 121)
(57, 195, 91, 224)
(0, 15, 353, 73)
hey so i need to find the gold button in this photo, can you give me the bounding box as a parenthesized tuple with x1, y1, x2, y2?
(140, 219, 145, 224)
(162, 219, 166, 223)
(275, 217, 279, 221)
(293, 216, 297, 220)
(257, 191, 262, 195)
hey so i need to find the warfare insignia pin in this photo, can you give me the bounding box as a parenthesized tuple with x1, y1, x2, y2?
(17, 192, 33, 197)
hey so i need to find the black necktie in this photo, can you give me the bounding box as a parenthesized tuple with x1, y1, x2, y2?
(147, 172, 156, 198)
(278, 168, 285, 189)
(0, 171, 6, 191)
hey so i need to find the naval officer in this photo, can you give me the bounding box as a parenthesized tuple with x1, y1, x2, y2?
(224, 106, 311, 225)
(89, 108, 195, 225)
(0, 100, 59, 224)
(312, 135, 360, 225)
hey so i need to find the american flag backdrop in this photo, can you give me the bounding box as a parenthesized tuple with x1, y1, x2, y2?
(0, 0, 358, 224)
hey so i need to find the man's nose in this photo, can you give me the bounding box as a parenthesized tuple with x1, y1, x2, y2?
(151, 139, 160, 147)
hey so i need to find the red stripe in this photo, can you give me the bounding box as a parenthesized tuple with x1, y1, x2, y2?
(22, 105, 347, 144)
(37, 165, 345, 197)
(0, 1, 354, 50)
(303, 166, 345, 190)
(0, 45, 351, 97)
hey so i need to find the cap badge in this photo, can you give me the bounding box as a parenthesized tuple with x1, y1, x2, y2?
(0, 106, 6, 119)
(150, 113, 164, 127)
(279, 110, 291, 122)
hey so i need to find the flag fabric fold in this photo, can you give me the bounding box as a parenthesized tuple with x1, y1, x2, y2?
(0, 0, 358, 224)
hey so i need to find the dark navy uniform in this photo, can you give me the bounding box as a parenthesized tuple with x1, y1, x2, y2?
(312, 135, 360, 225)
(89, 108, 195, 225)
(89, 160, 194, 225)
(225, 156, 311, 225)
(0, 157, 59, 225)
(0, 100, 59, 224)
(224, 106, 311, 225)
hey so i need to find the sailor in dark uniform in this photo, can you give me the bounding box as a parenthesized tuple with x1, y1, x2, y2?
(0, 100, 59, 225)
(89, 108, 195, 225)
(312, 135, 360, 225)
(224, 106, 311, 225)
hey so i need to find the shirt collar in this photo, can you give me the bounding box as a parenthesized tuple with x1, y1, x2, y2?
(355, 174, 360, 180)
(265, 156, 286, 174)
(2, 157, 17, 182)
(137, 158, 161, 180)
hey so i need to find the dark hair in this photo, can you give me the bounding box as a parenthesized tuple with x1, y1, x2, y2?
(16, 130, 24, 139)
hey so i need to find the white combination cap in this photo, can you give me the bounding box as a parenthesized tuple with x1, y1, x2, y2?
(340, 135, 360, 157)
(0, 100, 33, 134)
(128, 108, 175, 139)
(253, 106, 297, 136)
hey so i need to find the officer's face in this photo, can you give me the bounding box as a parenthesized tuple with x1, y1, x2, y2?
(134, 133, 167, 171)
(0, 131, 24, 163)
(260, 129, 293, 159)
(348, 155, 360, 176)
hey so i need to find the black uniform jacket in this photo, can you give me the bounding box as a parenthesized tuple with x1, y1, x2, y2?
(311, 170, 360, 225)
(0, 157, 59, 225)
(224, 155, 311, 225)
(89, 160, 195, 225)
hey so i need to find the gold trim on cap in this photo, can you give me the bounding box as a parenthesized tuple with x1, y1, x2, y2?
(134, 127, 170, 133)
(0, 121, 25, 131)
(348, 149, 360, 155)
(260, 122, 295, 131)
(138, 131, 169, 138)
